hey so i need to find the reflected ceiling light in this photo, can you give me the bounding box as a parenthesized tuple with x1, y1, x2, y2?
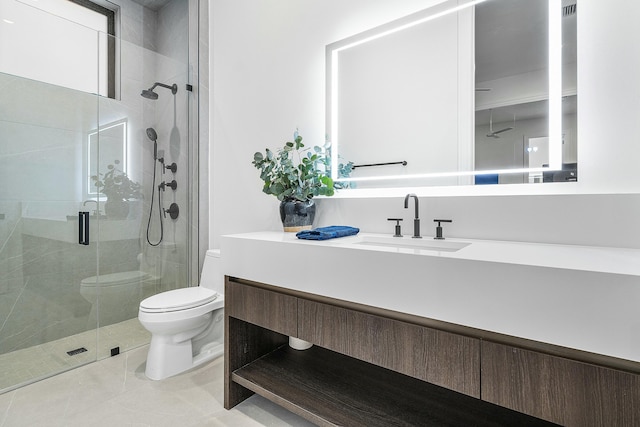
(3, 19, 15, 24)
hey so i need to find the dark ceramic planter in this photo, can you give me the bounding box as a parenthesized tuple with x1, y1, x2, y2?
(279, 199, 315, 232)
(104, 198, 129, 219)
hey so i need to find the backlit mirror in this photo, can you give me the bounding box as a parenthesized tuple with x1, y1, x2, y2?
(86, 120, 127, 198)
(326, 0, 577, 189)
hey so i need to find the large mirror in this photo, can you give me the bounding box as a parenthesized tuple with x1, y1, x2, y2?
(326, 0, 577, 189)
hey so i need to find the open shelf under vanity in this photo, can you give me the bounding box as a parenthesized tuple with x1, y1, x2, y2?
(232, 343, 558, 427)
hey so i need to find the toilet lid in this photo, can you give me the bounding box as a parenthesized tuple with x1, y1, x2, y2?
(81, 270, 152, 287)
(139, 287, 218, 312)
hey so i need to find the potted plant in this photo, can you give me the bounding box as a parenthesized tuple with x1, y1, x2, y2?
(91, 159, 142, 219)
(252, 131, 334, 232)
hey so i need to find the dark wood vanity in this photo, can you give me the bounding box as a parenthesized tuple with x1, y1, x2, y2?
(224, 277, 640, 426)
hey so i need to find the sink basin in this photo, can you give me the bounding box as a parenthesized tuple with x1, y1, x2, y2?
(352, 235, 470, 253)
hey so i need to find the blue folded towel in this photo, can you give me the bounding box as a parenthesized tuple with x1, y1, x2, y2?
(296, 225, 360, 241)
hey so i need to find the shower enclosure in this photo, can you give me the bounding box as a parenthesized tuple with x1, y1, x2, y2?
(0, 0, 202, 393)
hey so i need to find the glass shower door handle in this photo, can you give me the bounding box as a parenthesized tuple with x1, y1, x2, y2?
(78, 211, 90, 245)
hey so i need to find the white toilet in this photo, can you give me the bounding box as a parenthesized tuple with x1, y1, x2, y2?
(138, 249, 225, 380)
(80, 241, 176, 327)
(80, 270, 157, 326)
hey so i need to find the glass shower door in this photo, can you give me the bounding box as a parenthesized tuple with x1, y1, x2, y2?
(0, 0, 198, 393)
(0, 71, 100, 392)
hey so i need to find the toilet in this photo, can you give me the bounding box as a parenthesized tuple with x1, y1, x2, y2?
(80, 270, 157, 326)
(138, 249, 225, 380)
(80, 241, 175, 327)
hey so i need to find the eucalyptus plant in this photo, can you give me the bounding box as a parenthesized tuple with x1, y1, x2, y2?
(252, 132, 334, 202)
(318, 157, 355, 190)
(91, 159, 142, 200)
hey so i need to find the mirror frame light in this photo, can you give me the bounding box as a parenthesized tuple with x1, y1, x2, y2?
(87, 119, 128, 198)
(327, 0, 563, 187)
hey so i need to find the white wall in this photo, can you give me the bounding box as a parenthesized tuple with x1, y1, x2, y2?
(210, 0, 640, 250)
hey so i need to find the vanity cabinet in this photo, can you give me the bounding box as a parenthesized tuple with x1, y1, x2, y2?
(297, 299, 480, 397)
(481, 341, 640, 426)
(224, 281, 296, 407)
(225, 278, 297, 335)
(224, 278, 560, 426)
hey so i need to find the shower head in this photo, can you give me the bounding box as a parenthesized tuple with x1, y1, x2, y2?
(146, 127, 158, 160)
(146, 127, 158, 142)
(140, 82, 178, 100)
(141, 89, 159, 100)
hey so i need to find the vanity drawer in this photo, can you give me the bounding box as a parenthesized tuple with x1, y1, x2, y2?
(225, 278, 297, 336)
(481, 341, 640, 426)
(298, 299, 480, 397)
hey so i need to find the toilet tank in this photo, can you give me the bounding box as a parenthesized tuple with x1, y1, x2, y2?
(200, 249, 223, 294)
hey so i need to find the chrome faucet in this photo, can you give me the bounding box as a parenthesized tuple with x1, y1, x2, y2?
(404, 193, 421, 238)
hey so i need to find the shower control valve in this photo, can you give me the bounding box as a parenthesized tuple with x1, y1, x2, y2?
(159, 180, 177, 191)
(165, 162, 177, 173)
(164, 203, 179, 220)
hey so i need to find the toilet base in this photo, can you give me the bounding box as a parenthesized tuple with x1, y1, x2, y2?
(193, 341, 224, 367)
(145, 336, 224, 380)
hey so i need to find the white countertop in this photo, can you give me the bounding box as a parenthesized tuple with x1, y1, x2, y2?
(225, 231, 640, 277)
(221, 231, 640, 363)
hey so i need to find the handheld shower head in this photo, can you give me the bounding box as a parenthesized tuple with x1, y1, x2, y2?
(146, 127, 157, 142)
(140, 82, 178, 100)
(146, 127, 158, 160)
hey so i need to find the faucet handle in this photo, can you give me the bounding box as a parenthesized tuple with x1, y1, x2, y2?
(387, 218, 403, 237)
(433, 219, 452, 240)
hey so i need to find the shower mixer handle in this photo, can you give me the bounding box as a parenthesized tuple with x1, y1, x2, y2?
(159, 180, 177, 191)
(165, 162, 177, 173)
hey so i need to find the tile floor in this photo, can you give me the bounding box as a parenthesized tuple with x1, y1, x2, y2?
(0, 344, 315, 427)
(0, 319, 151, 392)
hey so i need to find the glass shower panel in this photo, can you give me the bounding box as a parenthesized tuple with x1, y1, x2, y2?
(93, 31, 192, 359)
(0, 0, 198, 392)
(0, 72, 99, 392)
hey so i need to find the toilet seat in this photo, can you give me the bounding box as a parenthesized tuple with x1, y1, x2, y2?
(81, 270, 152, 288)
(140, 287, 218, 313)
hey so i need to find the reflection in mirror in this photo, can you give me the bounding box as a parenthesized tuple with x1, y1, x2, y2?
(475, 95, 577, 185)
(327, 0, 577, 189)
(474, 0, 577, 185)
(86, 119, 127, 198)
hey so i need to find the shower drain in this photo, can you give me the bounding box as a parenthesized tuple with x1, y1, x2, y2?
(66, 347, 88, 356)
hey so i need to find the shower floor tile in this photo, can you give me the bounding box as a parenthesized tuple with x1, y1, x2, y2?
(0, 318, 150, 393)
(0, 345, 314, 427)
